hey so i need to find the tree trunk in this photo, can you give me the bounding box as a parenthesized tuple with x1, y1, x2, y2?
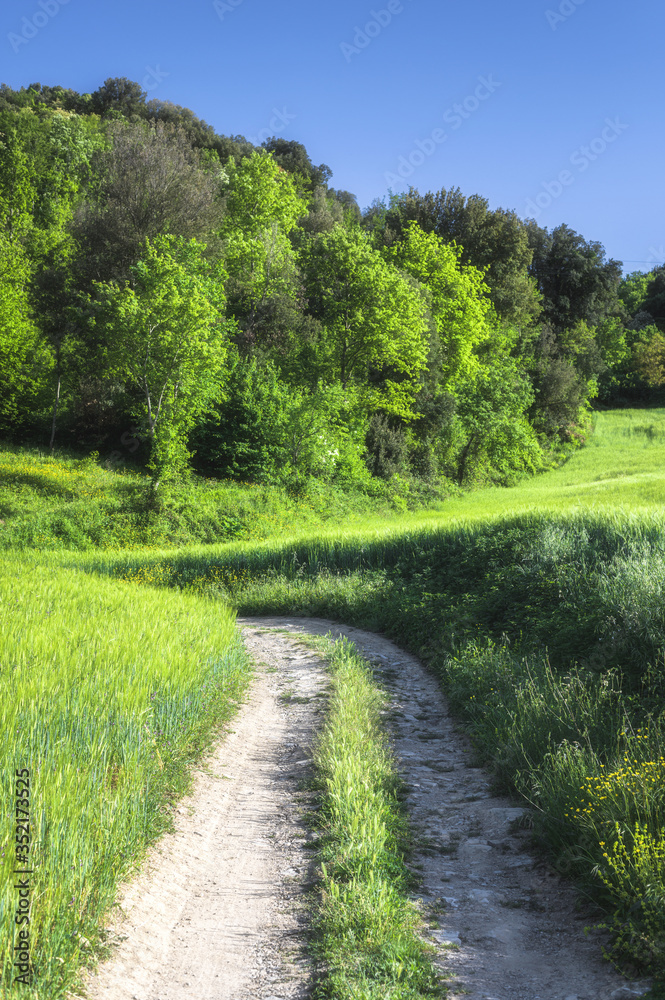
(457, 433, 477, 485)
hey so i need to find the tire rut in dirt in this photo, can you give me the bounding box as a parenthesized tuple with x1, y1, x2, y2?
(83, 627, 324, 1000)
(240, 616, 651, 1000)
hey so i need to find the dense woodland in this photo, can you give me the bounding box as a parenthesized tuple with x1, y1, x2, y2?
(1, 76, 664, 492)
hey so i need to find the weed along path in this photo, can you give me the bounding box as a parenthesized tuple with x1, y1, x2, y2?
(240, 618, 649, 1000)
(84, 628, 324, 1000)
(83, 617, 649, 1000)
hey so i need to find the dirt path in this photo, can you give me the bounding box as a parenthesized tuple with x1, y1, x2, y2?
(83, 616, 650, 1000)
(242, 617, 650, 1000)
(83, 627, 325, 1000)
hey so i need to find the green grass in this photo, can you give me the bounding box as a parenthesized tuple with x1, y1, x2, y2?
(0, 554, 250, 999)
(409, 407, 665, 520)
(2, 407, 665, 993)
(68, 409, 665, 981)
(3, 409, 665, 553)
(310, 635, 444, 999)
(0, 444, 453, 552)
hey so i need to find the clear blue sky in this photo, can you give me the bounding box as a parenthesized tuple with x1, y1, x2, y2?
(1, 0, 663, 272)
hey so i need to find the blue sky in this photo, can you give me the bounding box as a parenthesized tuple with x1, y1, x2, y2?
(1, 0, 663, 273)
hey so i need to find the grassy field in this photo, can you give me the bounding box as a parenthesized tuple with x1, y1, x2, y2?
(410, 405, 665, 519)
(1, 408, 665, 995)
(0, 556, 250, 998)
(0, 444, 449, 552)
(72, 408, 665, 983)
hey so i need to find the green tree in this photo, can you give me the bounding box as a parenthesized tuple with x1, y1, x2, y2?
(0, 107, 102, 238)
(273, 382, 364, 486)
(367, 187, 541, 329)
(191, 355, 286, 481)
(88, 236, 232, 480)
(76, 120, 224, 282)
(619, 270, 652, 318)
(642, 267, 665, 332)
(632, 328, 665, 388)
(300, 226, 430, 417)
(220, 151, 310, 357)
(30, 228, 83, 450)
(260, 138, 331, 191)
(527, 223, 622, 333)
(0, 116, 35, 241)
(224, 224, 300, 348)
(0, 234, 51, 436)
(91, 77, 148, 119)
(383, 222, 493, 388)
(453, 357, 539, 484)
(298, 185, 345, 235)
(220, 150, 307, 239)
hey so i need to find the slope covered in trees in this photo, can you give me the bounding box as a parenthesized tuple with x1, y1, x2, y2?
(0, 77, 662, 498)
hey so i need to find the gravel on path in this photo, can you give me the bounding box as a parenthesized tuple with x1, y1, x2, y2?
(83, 615, 652, 1000)
(243, 616, 651, 1000)
(83, 627, 324, 1000)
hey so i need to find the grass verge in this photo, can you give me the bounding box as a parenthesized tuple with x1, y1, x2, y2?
(0, 444, 452, 551)
(310, 635, 445, 999)
(0, 556, 250, 999)
(94, 509, 665, 982)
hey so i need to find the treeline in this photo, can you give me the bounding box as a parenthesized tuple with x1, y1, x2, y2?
(1, 76, 663, 491)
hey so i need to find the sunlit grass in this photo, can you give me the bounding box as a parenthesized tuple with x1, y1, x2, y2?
(3, 408, 665, 990)
(0, 443, 452, 552)
(0, 555, 249, 998)
(412, 408, 665, 521)
(311, 636, 444, 999)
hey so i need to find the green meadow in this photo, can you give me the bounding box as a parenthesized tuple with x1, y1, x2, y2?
(0, 562, 250, 998)
(1, 407, 665, 996)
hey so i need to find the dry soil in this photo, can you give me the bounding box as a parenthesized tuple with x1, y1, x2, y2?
(82, 616, 652, 1000)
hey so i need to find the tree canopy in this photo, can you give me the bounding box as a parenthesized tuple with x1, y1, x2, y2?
(0, 76, 650, 491)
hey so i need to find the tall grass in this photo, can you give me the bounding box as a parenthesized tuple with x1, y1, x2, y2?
(0, 554, 249, 998)
(74, 405, 665, 979)
(3, 407, 665, 988)
(311, 636, 444, 999)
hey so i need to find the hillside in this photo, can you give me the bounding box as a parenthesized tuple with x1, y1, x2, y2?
(1, 409, 664, 997)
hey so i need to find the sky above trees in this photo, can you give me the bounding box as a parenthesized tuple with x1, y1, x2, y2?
(0, 0, 663, 272)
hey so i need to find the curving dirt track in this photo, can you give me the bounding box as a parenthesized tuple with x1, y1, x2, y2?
(82, 616, 650, 1000)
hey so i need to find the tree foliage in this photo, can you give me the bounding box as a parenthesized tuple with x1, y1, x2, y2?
(383, 222, 493, 388)
(87, 236, 231, 479)
(0, 77, 650, 491)
(301, 226, 429, 416)
(75, 120, 224, 282)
